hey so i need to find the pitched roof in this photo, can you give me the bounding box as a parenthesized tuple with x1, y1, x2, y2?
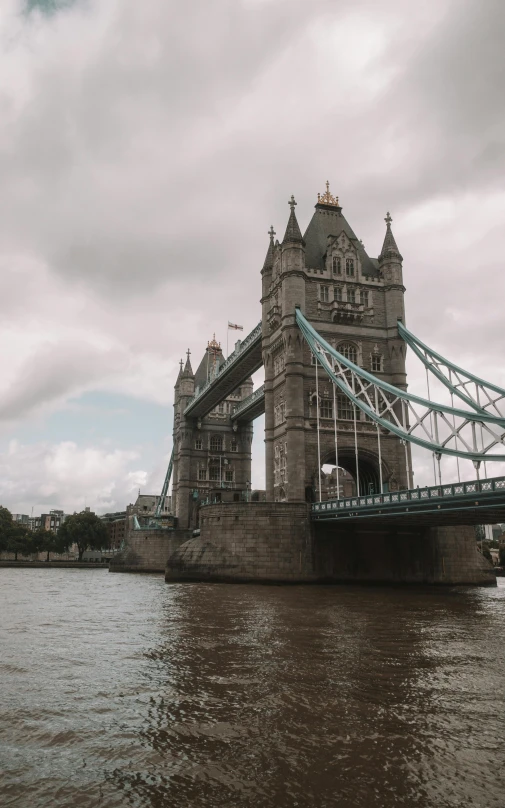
(303, 204, 379, 277)
(194, 340, 225, 391)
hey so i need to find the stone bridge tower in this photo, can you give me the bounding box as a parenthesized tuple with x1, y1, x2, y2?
(172, 338, 254, 528)
(261, 184, 410, 502)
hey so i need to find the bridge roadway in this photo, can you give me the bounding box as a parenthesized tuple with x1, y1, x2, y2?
(311, 476, 505, 529)
(184, 322, 263, 419)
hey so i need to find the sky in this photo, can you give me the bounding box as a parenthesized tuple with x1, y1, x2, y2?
(1, 0, 504, 515)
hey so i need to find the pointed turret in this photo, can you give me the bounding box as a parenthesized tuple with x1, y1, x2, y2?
(262, 225, 276, 270)
(379, 212, 403, 264)
(175, 358, 184, 388)
(183, 349, 194, 377)
(282, 195, 304, 245)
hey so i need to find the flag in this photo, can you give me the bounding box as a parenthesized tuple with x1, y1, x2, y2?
(228, 322, 243, 330)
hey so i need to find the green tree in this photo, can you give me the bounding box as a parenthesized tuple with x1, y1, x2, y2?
(6, 523, 32, 561)
(58, 511, 109, 562)
(0, 506, 13, 553)
(31, 527, 68, 561)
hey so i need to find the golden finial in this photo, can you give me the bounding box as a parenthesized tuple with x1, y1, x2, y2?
(208, 333, 221, 351)
(317, 180, 339, 207)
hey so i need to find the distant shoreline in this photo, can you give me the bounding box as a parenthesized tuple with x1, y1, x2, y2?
(0, 561, 108, 569)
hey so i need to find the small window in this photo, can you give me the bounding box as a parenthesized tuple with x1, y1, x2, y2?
(371, 355, 383, 373)
(210, 435, 223, 452)
(218, 402, 224, 414)
(334, 286, 342, 302)
(320, 285, 329, 302)
(337, 395, 354, 420)
(231, 440, 238, 452)
(338, 343, 357, 363)
(347, 288, 356, 303)
(345, 258, 355, 277)
(361, 290, 369, 307)
(332, 257, 341, 275)
(198, 468, 207, 480)
(195, 439, 202, 450)
(225, 469, 233, 482)
(320, 399, 333, 419)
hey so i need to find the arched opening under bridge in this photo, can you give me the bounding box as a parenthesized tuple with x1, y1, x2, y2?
(315, 448, 390, 499)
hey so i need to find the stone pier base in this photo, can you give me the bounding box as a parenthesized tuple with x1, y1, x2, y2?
(165, 503, 495, 586)
(109, 528, 192, 574)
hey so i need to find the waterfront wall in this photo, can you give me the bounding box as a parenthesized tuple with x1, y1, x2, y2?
(109, 528, 192, 574)
(165, 502, 495, 585)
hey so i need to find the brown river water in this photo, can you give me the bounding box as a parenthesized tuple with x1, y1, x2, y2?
(0, 569, 504, 808)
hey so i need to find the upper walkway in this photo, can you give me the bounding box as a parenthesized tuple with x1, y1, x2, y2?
(311, 476, 505, 528)
(231, 385, 265, 423)
(184, 322, 263, 418)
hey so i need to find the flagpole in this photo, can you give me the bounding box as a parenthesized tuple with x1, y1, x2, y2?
(226, 326, 229, 359)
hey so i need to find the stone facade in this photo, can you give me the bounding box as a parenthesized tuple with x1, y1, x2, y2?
(262, 189, 410, 502)
(165, 502, 495, 585)
(171, 340, 254, 529)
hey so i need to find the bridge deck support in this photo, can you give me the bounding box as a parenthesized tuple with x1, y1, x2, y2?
(164, 503, 495, 585)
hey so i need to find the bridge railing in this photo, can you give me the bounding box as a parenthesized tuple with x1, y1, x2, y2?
(231, 384, 265, 419)
(312, 476, 505, 515)
(184, 321, 262, 414)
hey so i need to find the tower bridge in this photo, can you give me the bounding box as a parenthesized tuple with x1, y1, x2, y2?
(125, 182, 505, 585)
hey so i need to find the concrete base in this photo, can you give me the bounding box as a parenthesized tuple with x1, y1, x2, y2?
(109, 528, 192, 574)
(165, 502, 496, 586)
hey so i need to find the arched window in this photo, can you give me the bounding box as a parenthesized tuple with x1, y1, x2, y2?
(332, 256, 341, 275)
(337, 342, 357, 363)
(210, 435, 222, 452)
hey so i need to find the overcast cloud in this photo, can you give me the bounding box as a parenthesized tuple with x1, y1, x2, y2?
(1, 0, 504, 514)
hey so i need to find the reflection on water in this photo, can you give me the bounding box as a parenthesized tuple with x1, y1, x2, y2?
(0, 569, 504, 807)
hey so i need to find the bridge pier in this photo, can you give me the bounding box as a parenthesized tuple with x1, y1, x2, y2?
(164, 503, 495, 585)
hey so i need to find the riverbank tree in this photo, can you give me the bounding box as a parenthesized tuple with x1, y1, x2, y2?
(58, 511, 109, 561)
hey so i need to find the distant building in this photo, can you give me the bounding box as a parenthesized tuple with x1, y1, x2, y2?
(12, 513, 30, 525)
(127, 494, 171, 517)
(30, 509, 67, 533)
(100, 511, 127, 549)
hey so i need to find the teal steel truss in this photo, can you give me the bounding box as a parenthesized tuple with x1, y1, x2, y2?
(295, 308, 505, 463)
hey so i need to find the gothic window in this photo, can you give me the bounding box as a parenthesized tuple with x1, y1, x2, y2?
(338, 395, 354, 420)
(371, 354, 383, 373)
(195, 439, 202, 450)
(338, 342, 357, 363)
(320, 285, 329, 302)
(210, 435, 222, 452)
(332, 257, 342, 275)
(231, 440, 238, 452)
(320, 399, 333, 419)
(209, 464, 220, 481)
(347, 288, 356, 304)
(334, 286, 342, 302)
(345, 258, 355, 277)
(198, 468, 206, 480)
(225, 469, 234, 482)
(218, 402, 224, 414)
(280, 402, 285, 422)
(273, 352, 285, 376)
(361, 290, 369, 307)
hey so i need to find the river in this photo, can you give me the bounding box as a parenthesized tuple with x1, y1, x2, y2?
(0, 569, 504, 807)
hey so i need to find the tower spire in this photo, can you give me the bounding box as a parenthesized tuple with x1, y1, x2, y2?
(282, 195, 304, 244)
(183, 349, 193, 377)
(262, 225, 276, 270)
(379, 211, 402, 263)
